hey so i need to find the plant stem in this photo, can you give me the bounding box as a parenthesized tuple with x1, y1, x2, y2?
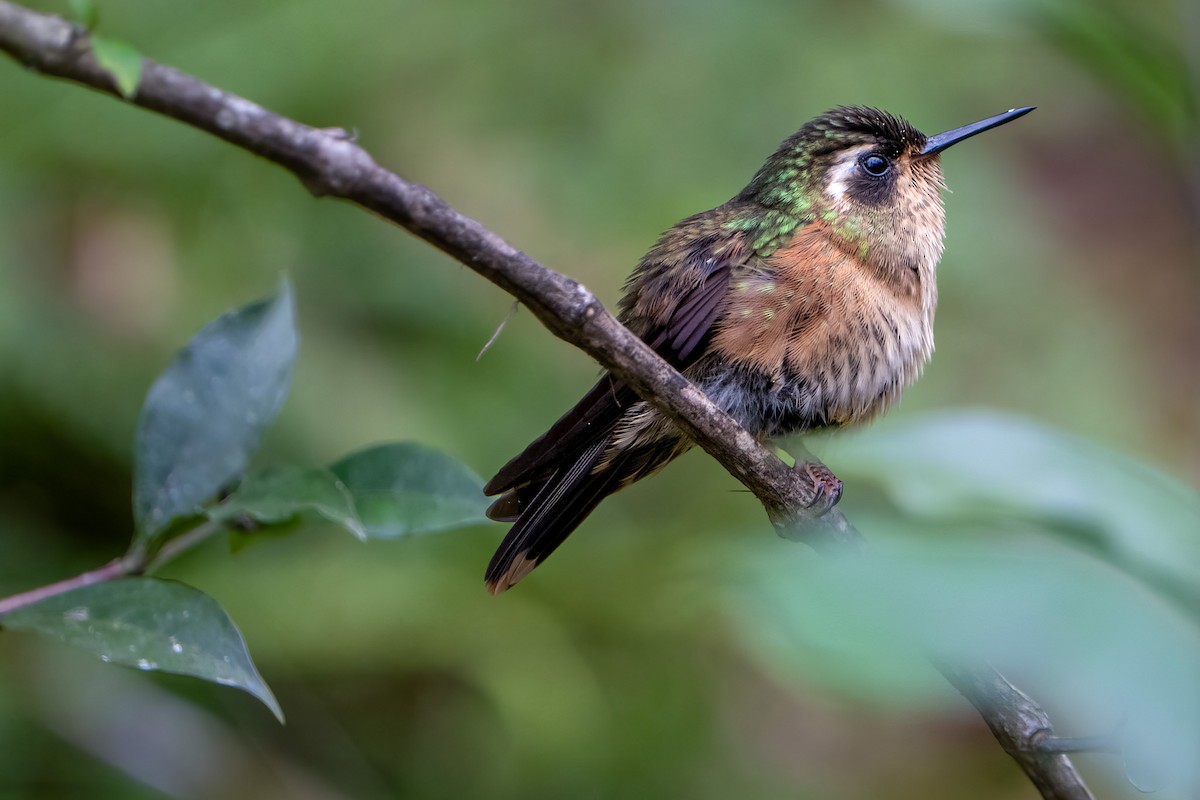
(0, 556, 134, 616)
(0, 519, 225, 616)
(143, 519, 224, 573)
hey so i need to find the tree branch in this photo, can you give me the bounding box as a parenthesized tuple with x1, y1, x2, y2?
(0, 0, 837, 541)
(0, 3, 1095, 797)
(937, 662, 1098, 799)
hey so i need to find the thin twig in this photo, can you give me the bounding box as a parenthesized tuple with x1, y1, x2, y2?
(477, 300, 519, 361)
(1037, 736, 1120, 755)
(0, 4, 1098, 797)
(0, 518, 227, 616)
(0, 557, 133, 616)
(142, 518, 224, 574)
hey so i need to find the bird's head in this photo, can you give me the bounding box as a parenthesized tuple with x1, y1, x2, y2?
(737, 105, 1034, 276)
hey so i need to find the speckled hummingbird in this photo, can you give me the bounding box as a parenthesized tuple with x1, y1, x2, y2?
(484, 105, 1035, 593)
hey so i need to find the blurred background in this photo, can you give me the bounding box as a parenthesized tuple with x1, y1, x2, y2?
(1, 0, 1197, 798)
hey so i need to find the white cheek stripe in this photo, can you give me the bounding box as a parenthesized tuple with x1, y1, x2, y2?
(823, 146, 872, 212)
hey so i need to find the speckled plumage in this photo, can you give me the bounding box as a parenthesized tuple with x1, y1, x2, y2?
(483, 106, 1030, 593)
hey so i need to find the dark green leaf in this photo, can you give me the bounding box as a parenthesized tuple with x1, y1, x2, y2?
(90, 36, 143, 98)
(211, 465, 366, 540)
(0, 578, 282, 722)
(133, 282, 297, 548)
(329, 443, 490, 538)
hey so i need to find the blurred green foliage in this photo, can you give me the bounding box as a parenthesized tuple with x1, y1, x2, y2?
(1, 0, 1197, 798)
(745, 411, 1200, 791)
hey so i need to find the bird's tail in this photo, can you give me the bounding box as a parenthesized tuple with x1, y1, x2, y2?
(484, 435, 688, 594)
(484, 438, 621, 594)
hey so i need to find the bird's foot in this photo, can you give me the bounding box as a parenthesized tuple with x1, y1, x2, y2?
(795, 460, 843, 515)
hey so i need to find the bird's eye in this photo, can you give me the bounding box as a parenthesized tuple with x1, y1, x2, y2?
(860, 154, 890, 177)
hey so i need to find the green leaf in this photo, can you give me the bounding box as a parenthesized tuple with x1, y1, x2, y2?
(90, 36, 143, 99)
(211, 465, 367, 540)
(210, 444, 490, 542)
(830, 410, 1200, 613)
(729, 530, 1200, 790)
(728, 540, 947, 708)
(758, 412, 1200, 791)
(133, 282, 297, 548)
(0, 578, 283, 722)
(69, 0, 99, 31)
(328, 443, 490, 538)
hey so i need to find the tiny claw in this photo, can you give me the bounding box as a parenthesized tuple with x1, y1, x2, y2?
(796, 460, 843, 515)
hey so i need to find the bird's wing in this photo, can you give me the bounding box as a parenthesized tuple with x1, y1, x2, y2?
(483, 231, 745, 501)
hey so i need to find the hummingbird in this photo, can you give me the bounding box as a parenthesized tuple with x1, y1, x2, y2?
(483, 105, 1034, 594)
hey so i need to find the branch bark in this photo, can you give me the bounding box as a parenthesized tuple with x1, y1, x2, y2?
(937, 663, 1097, 799)
(0, 3, 1095, 797)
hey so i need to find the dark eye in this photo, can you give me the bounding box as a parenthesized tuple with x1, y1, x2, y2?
(860, 154, 890, 177)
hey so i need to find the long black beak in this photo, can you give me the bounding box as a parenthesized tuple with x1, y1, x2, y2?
(920, 107, 1036, 155)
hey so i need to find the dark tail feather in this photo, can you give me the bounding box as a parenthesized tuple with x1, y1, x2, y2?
(485, 438, 621, 594)
(484, 376, 633, 498)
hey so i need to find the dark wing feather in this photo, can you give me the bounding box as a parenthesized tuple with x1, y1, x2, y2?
(483, 375, 634, 499)
(663, 263, 731, 361)
(484, 248, 737, 500)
